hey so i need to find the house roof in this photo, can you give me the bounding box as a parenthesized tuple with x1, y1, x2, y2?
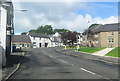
(51, 37, 58, 42)
(29, 32, 49, 38)
(95, 23, 118, 33)
(13, 35, 31, 43)
(48, 34, 54, 38)
(83, 23, 119, 35)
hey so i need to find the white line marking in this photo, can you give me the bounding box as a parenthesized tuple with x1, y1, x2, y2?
(60, 60, 68, 64)
(80, 68, 111, 80)
(80, 68, 95, 75)
(42, 51, 55, 58)
(57, 59, 74, 66)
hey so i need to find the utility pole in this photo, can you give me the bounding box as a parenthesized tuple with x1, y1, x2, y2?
(86, 21, 90, 47)
(76, 34, 79, 51)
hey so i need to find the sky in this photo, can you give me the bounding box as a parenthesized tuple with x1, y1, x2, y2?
(13, 1, 118, 34)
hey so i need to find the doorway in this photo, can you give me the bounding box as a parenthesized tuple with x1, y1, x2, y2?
(39, 43, 41, 47)
(45, 43, 48, 47)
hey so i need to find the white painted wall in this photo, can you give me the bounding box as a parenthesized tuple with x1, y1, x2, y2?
(0, 7, 7, 66)
(50, 32, 63, 47)
(29, 35, 51, 48)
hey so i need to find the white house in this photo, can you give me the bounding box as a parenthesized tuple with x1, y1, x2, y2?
(0, 3, 7, 66)
(28, 32, 51, 48)
(48, 32, 63, 47)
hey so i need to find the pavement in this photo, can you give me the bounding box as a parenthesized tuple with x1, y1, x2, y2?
(2, 51, 25, 80)
(7, 47, 119, 80)
(92, 48, 115, 56)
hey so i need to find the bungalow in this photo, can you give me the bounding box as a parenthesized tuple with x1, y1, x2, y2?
(13, 35, 31, 49)
(82, 23, 120, 47)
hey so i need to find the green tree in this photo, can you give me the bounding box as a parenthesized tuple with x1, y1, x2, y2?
(37, 25, 53, 35)
(54, 29, 68, 33)
(89, 24, 100, 28)
(21, 32, 27, 35)
(29, 29, 37, 33)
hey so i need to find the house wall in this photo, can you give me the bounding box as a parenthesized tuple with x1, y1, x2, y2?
(82, 31, 119, 47)
(119, 32, 120, 47)
(29, 35, 51, 48)
(0, 7, 7, 66)
(99, 31, 118, 47)
(13, 42, 31, 49)
(50, 34, 63, 47)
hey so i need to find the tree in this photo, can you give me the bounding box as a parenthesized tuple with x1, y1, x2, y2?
(37, 25, 53, 35)
(21, 32, 27, 35)
(61, 31, 78, 45)
(29, 29, 37, 33)
(89, 24, 100, 28)
(53, 29, 68, 33)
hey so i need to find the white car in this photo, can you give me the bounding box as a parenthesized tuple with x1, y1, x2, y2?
(16, 46, 21, 49)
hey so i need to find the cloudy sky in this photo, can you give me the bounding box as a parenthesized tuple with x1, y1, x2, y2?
(13, 1, 118, 34)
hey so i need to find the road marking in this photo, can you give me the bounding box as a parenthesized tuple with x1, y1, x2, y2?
(57, 59, 74, 66)
(80, 68, 95, 75)
(80, 68, 111, 80)
(42, 50, 55, 59)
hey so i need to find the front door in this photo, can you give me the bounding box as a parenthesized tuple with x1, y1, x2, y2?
(39, 43, 41, 47)
(45, 43, 48, 47)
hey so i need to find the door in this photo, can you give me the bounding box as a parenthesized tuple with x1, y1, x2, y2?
(45, 43, 48, 47)
(39, 43, 41, 47)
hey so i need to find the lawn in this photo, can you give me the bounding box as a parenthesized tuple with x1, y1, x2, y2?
(106, 47, 120, 57)
(62, 46, 105, 53)
(78, 47, 106, 53)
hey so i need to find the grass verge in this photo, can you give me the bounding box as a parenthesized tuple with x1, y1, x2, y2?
(78, 47, 106, 53)
(106, 47, 120, 57)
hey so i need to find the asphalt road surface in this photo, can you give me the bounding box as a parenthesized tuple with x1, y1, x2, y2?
(10, 47, 118, 80)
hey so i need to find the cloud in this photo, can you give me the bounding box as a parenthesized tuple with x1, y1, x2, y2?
(12, 0, 119, 2)
(13, 2, 118, 33)
(93, 16, 118, 24)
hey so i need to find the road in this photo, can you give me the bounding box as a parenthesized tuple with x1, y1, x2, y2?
(10, 47, 118, 80)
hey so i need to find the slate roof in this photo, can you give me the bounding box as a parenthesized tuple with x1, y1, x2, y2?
(13, 35, 31, 43)
(95, 23, 118, 33)
(83, 23, 119, 34)
(29, 32, 49, 38)
(48, 34, 54, 38)
(51, 37, 59, 42)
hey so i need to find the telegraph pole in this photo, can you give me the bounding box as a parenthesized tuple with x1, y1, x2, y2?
(86, 21, 90, 47)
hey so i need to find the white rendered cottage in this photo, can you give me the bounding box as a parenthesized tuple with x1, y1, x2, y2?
(48, 32, 63, 47)
(28, 32, 51, 48)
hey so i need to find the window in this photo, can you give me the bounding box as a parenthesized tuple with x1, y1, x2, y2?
(33, 42, 36, 44)
(108, 38, 114, 43)
(55, 43, 58, 45)
(108, 32, 114, 36)
(96, 41, 98, 43)
(27, 44, 29, 47)
(111, 38, 114, 43)
(22, 44, 24, 47)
